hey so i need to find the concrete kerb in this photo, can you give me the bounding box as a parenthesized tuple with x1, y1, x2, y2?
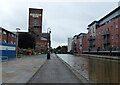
(55, 54, 90, 83)
(25, 58, 47, 84)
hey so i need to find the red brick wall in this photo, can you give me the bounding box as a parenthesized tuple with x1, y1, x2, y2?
(29, 8, 43, 39)
(82, 34, 89, 52)
(76, 38, 80, 54)
(96, 18, 120, 50)
(36, 40, 47, 53)
(1, 29, 16, 44)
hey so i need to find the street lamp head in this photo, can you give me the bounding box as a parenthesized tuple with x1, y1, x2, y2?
(49, 30, 51, 33)
(47, 27, 51, 33)
(16, 28, 20, 30)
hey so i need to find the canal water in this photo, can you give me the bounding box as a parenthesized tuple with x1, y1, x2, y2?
(57, 54, 120, 83)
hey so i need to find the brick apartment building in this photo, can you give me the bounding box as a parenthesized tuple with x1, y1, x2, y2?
(71, 33, 88, 54)
(87, 21, 98, 51)
(0, 27, 17, 59)
(71, 35, 78, 53)
(95, 6, 120, 51)
(0, 27, 16, 44)
(70, 6, 120, 54)
(82, 33, 89, 52)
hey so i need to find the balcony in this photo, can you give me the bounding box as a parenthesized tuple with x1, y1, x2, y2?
(89, 42, 95, 47)
(101, 31, 110, 36)
(103, 39, 110, 44)
(88, 36, 95, 41)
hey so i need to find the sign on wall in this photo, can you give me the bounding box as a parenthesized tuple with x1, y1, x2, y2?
(0, 43, 16, 60)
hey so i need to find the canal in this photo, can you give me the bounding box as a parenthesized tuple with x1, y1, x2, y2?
(57, 54, 120, 83)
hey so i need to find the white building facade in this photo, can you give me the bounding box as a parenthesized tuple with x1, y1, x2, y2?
(68, 37, 72, 52)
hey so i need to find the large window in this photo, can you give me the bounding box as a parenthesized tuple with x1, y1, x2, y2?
(3, 40, 6, 43)
(12, 34, 15, 37)
(3, 31, 7, 35)
(116, 34, 119, 38)
(112, 35, 114, 39)
(34, 18, 39, 26)
(116, 24, 118, 28)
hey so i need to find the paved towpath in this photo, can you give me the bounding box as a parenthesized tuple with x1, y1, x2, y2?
(29, 54, 81, 83)
(2, 54, 47, 83)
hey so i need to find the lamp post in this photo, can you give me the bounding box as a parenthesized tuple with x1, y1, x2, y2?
(16, 28, 20, 57)
(47, 27, 51, 59)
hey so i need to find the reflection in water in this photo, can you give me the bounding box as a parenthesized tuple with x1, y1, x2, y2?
(57, 54, 120, 83)
(89, 57, 119, 83)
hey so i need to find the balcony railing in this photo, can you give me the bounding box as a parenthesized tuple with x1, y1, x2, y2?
(103, 39, 110, 44)
(88, 36, 95, 41)
(101, 31, 110, 36)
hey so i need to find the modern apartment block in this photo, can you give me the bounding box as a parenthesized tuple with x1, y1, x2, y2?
(96, 6, 120, 51)
(77, 33, 87, 54)
(70, 6, 120, 54)
(71, 33, 87, 54)
(87, 21, 98, 51)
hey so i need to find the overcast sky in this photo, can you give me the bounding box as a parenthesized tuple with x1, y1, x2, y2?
(0, 0, 119, 48)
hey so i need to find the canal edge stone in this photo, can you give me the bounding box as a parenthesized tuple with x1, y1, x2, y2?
(56, 54, 91, 83)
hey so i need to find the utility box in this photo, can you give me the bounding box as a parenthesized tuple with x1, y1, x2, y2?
(0, 43, 16, 60)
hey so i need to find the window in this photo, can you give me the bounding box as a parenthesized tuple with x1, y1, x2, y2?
(0, 38, 1, 42)
(3, 31, 7, 35)
(99, 32, 101, 35)
(13, 42, 16, 44)
(11, 41, 13, 44)
(34, 18, 38, 26)
(111, 26, 113, 29)
(112, 35, 114, 39)
(12, 34, 14, 37)
(116, 34, 119, 38)
(40, 45, 44, 48)
(3, 40, 6, 43)
(0, 29, 2, 33)
(106, 28, 109, 31)
(116, 24, 118, 28)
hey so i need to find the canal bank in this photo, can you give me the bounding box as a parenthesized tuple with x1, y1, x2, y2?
(56, 54, 90, 83)
(57, 54, 120, 83)
(75, 54, 120, 60)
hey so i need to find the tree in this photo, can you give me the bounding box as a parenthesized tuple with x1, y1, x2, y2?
(18, 33, 36, 49)
(54, 45, 68, 54)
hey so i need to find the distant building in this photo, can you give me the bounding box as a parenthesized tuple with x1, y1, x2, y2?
(82, 33, 89, 52)
(0, 27, 16, 59)
(72, 35, 78, 53)
(70, 33, 87, 54)
(68, 37, 72, 52)
(77, 33, 87, 54)
(71, 6, 120, 54)
(87, 21, 98, 51)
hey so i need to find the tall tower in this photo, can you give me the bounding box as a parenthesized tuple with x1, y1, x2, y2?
(29, 8, 43, 40)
